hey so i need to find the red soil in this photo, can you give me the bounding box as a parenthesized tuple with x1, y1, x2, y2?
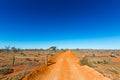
(23, 50, 110, 80)
(112, 56, 120, 62)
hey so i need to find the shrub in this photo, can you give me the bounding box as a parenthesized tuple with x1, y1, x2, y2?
(0, 71, 30, 80)
(0, 68, 14, 75)
(80, 57, 94, 67)
(25, 58, 32, 61)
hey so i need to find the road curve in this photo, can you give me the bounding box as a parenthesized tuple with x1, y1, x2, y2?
(23, 50, 110, 80)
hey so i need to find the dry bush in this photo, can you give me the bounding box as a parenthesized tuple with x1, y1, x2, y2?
(0, 71, 30, 80)
(80, 57, 94, 67)
(25, 58, 32, 61)
(0, 68, 13, 75)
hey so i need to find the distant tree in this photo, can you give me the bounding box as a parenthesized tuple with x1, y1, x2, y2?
(66, 48, 69, 50)
(0, 49, 1, 52)
(11, 47, 18, 52)
(17, 48, 21, 51)
(5, 46, 10, 52)
(40, 48, 44, 51)
(49, 46, 57, 51)
(76, 48, 79, 51)
(61, 48, 64, 50)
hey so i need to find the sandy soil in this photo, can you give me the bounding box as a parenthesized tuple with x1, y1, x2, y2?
(23, 50, 110, 80)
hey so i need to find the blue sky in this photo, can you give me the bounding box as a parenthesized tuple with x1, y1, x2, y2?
(0, 0, 120, 49)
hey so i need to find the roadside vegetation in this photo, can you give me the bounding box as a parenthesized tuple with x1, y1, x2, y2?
(0, 46, 62, 80)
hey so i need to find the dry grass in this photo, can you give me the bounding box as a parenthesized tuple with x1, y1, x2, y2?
(0, 50, 61, 80)
(73, 50, 120, 80)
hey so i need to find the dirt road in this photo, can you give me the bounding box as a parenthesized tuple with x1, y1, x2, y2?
(23, 50, 110, 80)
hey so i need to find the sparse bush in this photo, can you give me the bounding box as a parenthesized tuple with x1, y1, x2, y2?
(0, 49, 4, 53)
(35, 55, 39, 57)
(25, 58, 32, 61)
(86, 62, 94, 67)
(92, 53, 96, 57)
(34, 59, 39, 62)
(103, 60, 109, 64)
(0, 68, 14, 75)
(20, 51, 26, 56)
(80, 57, 94, 67)
(97, 61, 101, 64)
(0, 71, 30, 80)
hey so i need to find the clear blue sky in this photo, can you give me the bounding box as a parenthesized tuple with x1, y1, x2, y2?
(0, 0, 120, 49)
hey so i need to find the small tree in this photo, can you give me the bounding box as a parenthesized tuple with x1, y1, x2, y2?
(76, 48, 79, 51)
(49, 46, 57, 51)
(11, 47, 18, 52)
(5, 46, 10, 52)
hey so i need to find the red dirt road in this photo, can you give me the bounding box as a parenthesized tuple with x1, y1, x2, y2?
(23, 50, 110, 80)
